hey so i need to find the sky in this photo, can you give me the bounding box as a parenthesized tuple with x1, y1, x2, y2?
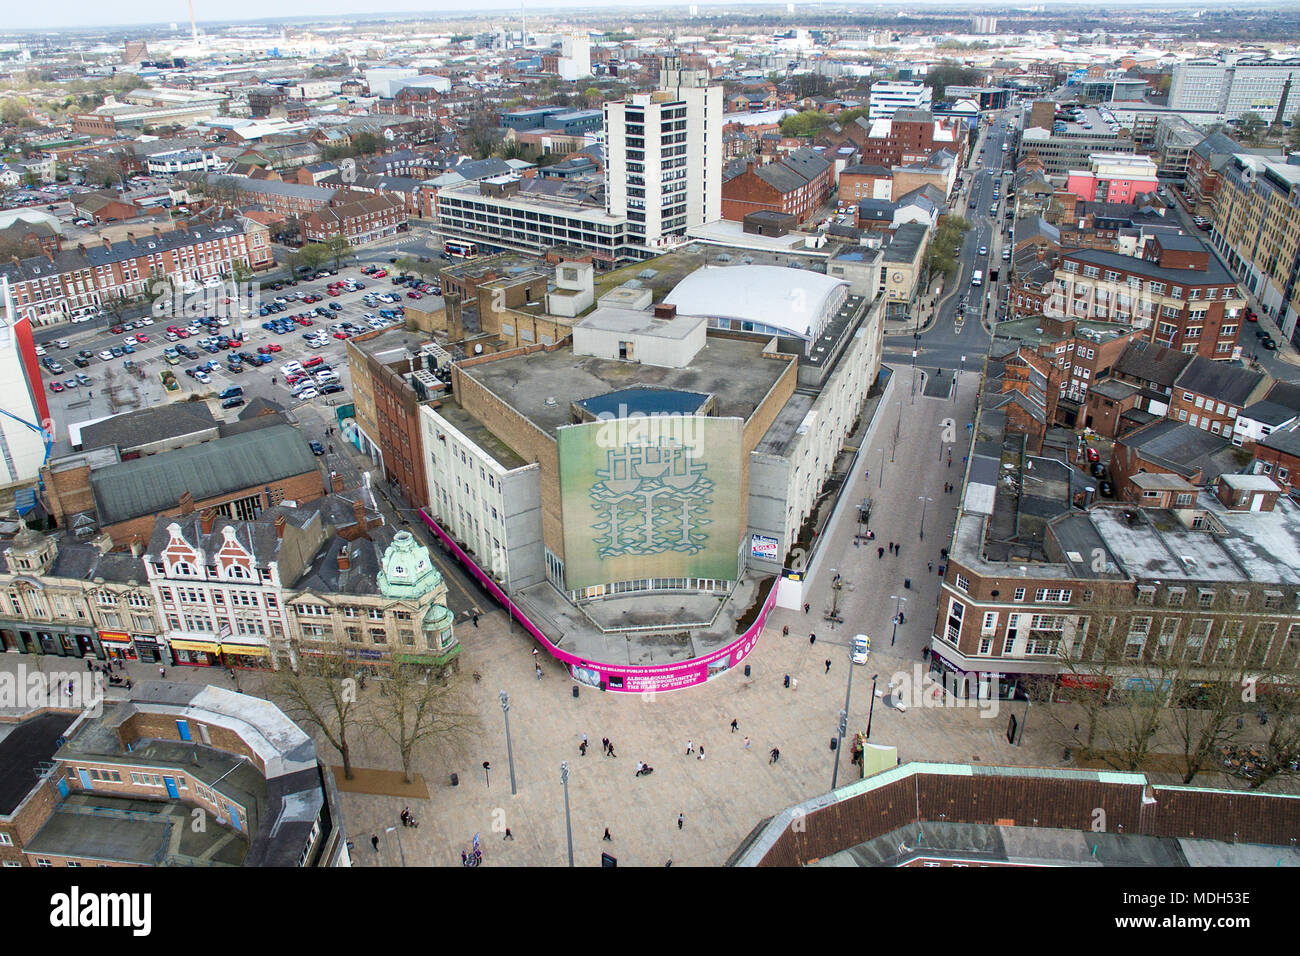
(9, 0, 1256, 31)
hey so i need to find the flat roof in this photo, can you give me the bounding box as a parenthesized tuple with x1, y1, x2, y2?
(462, 335, 789, 440)
(576, 307, 705, 342)
(663, 264, 848, 340)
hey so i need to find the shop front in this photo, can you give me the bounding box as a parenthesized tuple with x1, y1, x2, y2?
(26, 626, 100, 659)
(927, 649, 1028, 700)
(219, 641, 273, 671)
(132, 635, 163, 664)
(170, 638, 222, 667)
(98, 631, 139, 662)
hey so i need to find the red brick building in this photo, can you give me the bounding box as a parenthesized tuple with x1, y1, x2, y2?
(721, 148, 832, 224)
(300, 191, 407, 244)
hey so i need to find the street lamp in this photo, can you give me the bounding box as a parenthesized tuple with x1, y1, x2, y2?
(482, 760, 491, 789)
(830, 708, 849, 791)
(560, 761, 574, 868)
(383, 825, 407, 867)
(499, 690, 517, 796)
(889, 594, 908, 646)
(866, 674, 880, 739)
(917, 496, 933, 541)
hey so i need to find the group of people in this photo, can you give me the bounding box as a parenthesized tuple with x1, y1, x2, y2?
(399, 807, 418, 828)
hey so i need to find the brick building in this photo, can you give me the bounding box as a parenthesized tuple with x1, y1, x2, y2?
(300, 190, 407, 244)
(721, 149, 832, 224)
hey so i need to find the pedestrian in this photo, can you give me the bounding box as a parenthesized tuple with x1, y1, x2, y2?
(769, 747, 780, 764)
(602, 736, 610, 755)
(803, 602, 810, 615)
(472, 613, 479, 627)
(928, 562, 934, 573)
(698, 745, 705, 761)
(504, 828, 514, 840)
(579, 740, 588, 756)
(791, 677, 798, 692)
(878, 546, 885, 559)
(825, 659, 832, 674)
(328, 444, 334, 454)
(88, 390, 93, 398)
(607, 744, 616, 758)
(809, 633, 816, 646)
(730, 718, 738, 733)
(461, 849, 468, 865)
(677, 813, 684, 830)
(895, 544, 902, 558)
(783, 674, 790, 689)
(782, 624, 789, 637)
(582, 733, 588, 748)
(372, 834, 380, 852)
(535, 664, 542, 681)
(532, 647, 539, 660)
(603, 828, 612, 842)
(86, 658, 94, 671)
(158, 666, 166, 678)
(744, 736, 751, 750)
(685, 739, 694, 755)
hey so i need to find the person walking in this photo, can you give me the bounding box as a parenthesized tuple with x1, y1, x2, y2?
(803, 602, 810, 615)
(809, 633, 816, 646)
(371, 834, 380, 852)
(685, 739, 694, 756)
(895, 544, 902, 558)
(783, 674, 790, 688)
(824, 659, 832, 674)
(579, 740, 588, 756)
(603, 828, 612, 842)
(607, 743, 617, 758)
(730, 718, 738, 733)
(532, 647, 539, 661)
(472, 613, 479, 628)
(782, 624, 789, 637)
(769, 747, 780, 764)
(158, 666, 166, 678)
(602, 737, 610, 755)
(697, 745, 705, 761)
(744, 736, 751, 750)
(504, 828, 514, 840)
(677, 813, 684, 830)
(878, 546, 885, 559)
(928, 562, 934, 573)
(535, 664, 542, 681)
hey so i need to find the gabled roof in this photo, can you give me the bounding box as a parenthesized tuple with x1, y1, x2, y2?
(1172, 355, 1266, 407)
(1119, 419, 1238, 480)
(1113, 340, 1194, 389)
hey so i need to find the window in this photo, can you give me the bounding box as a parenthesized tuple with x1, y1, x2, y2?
(1167, 587, 1185, 607)
(955, 573, 970, 594)
(1184, 619, 1211, 662)
(0, 832, 11, 846)
(1013, 587, 1026, 602)
(1034, 588, 1072, 603)
(945, 600, 964, 646)
(981, 611, 998, 634)
(978, 637, 992, 654)
(1125, 617, 1151, 659)
(1197, 589, 1215, 609)
(1136, 585, 1155, 606)
(1156, 618, 1179, 659)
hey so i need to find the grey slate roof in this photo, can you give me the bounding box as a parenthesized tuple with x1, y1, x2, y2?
(293, 523, 397, 596)
(1260, 423, 1300, 459)
(1063, 247, 1235, 286)
(1113, 341, 1194, 390)
(78, 404, 218, 453)
(1120, 419, 1240, 480)
(1172, 355, 1265, 407)
(1239, 400, 1296, 427)
(92, 424, 320, 526)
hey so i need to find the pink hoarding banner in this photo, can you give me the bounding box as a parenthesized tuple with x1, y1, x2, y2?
(419, 509, 776, 693)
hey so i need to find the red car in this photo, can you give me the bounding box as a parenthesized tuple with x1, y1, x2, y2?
(407, 291, 422, 299)
(326, 288, 341, 297)
(135, 333, 149, 343)
(166, 325, 181, 334)
(303, 356, 324, 369)
(333, 331, 350, 339)
(373, 269, 388, 278)
(286, 373, 307, 385)
(176, 329, 190, 338)
(1086, 446, 1100, 464)
(49, 381, 65, 393)
(110, 325, 124, 335)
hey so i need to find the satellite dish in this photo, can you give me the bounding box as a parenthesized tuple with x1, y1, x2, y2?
(474, 344, 483, 355)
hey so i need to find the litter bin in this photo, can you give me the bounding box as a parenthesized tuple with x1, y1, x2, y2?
(450, 772, 459, 787)
(572, 685, 579, 699)
(744, 664, 751, 678)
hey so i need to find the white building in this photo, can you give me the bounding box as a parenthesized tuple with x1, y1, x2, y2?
(0, 278, 50, 489)
(365, 68, 421, 98)
(146, 146, 222, 176)
(1169, 56, 1300, 122)
(558, 35, 591, 81)
(868, 80, 933, 120)
(605, 56, 722, 251)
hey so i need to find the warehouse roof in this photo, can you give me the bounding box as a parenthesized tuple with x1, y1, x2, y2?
(663, 263, 849, 339)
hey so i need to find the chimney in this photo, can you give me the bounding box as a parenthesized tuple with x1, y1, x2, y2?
(199, 508, 216, 535)
(330, 470, 344, 493)
(352, 496, 367, 531)
(336, 546, 351, 571)
(654, 303, 677, 319)
(178, 491, 195, 515)
(154, 226, 162, 239)
(275, 514, 287, 539)
(129, 534, 146, 557)
(102, 236, 111, 251)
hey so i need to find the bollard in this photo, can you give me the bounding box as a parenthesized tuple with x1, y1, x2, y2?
(572, 685, 579, 699)
(450, 772, 459, 787)
(744, 664, 751, 678)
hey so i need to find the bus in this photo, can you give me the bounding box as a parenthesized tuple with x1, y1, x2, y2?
(444, 239, 479, 259)
(971, 270, 983, 287)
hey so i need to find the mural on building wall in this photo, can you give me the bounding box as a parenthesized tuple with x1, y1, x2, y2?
(558, 417, 742, 590)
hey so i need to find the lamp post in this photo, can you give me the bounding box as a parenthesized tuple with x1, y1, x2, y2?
(560, 761, 574, 867)
(1016, 695, 1031, 746)
(866, 674, 880, 739)
(383, 825, 407, 867)
(918, 496, 933, 541)
(889, 594, 907, 646)
(830, 708, 848, 791)
(482, 760, 491, 789)
(499, 690, 517, 796)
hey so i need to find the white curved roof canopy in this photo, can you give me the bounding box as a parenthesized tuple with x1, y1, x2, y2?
(662, 264, 849, 340)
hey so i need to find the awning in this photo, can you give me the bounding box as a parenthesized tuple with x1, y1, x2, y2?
(220, 643, 269, 657)
(98, 631, 132, 644)
(170, 639, 221, 653)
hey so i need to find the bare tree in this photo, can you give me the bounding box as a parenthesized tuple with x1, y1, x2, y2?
(366, 662, 478, 783)
(266, 644, 365, 780)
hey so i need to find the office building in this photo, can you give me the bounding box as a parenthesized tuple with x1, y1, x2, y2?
(868, 81, 933, 120)
(604, 57, 723, 251)
(1169, 56, 1300, 122)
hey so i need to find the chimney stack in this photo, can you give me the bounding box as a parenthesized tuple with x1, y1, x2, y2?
(275, 514, 287, 539)
(199, 508, 217, 535)
(129, 534, 145, 557)
(330, 470, 345, 493)
(178, 491, 195, 515)
(336, 546, 351, 571)
(102, 236, 112, 251)
(352, 497, 367, 531)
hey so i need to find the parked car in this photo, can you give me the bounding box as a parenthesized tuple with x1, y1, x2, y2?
(309, 440, 325, 456)
(852, 634, 871, 665)
(318, 383, 345, 395)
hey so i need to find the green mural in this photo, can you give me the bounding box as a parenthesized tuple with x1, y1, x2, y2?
(558, 417, 743, 590)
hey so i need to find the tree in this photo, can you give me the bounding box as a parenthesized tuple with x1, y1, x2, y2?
(779, 110, 834, 139)
(926, 64, 983, 101)
(366, 662, 477, 783)
(297, 242, 331, 273)
(266, 645, 365, 780)
(1238, 112, 1267, 144)
(0, 97, 30, 125)
(323, 235, 352, 271)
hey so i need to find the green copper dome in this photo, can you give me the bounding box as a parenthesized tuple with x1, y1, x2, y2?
(377, 531, 443, 599)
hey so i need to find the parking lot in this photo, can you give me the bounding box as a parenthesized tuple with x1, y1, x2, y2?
(35, 265, 447, 449)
